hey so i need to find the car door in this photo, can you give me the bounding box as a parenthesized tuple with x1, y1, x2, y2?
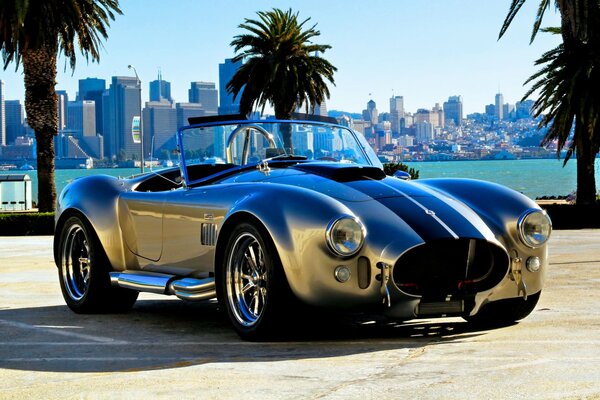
(158, 185, 233, 276)
(118, 191, 166, 262)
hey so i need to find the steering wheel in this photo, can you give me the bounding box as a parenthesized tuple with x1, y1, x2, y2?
(226, 124, 277, 165)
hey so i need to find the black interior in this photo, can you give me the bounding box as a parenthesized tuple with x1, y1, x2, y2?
(134, 163, 237, 192)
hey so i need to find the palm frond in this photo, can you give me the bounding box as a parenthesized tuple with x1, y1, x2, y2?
(228, 8, 336, 120)
(499, 0, 527, 39)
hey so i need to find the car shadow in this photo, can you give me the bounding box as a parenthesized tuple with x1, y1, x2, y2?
(0, 299, 492, 373)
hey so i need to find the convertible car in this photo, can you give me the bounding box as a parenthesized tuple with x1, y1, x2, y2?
(54, 115, 551, 340)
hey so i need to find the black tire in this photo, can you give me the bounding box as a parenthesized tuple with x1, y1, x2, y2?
(217, 222, 291, 341)
(57, 215, 138, 313)
(464, 291, 541, 327)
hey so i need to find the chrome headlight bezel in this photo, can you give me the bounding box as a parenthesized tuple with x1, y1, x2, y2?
(518, 209, 552, 248)
(326, 215, 366, 257)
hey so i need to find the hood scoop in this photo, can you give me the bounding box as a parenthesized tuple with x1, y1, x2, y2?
(292, 163, 386, 182)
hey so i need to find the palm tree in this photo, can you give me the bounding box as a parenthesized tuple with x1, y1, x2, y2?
(0, 0, 122, 212)
(499, 0, 600, 205)
(227, 8, 337, 150)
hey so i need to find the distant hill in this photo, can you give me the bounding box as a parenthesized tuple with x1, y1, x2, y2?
(328, 110, 362, 120)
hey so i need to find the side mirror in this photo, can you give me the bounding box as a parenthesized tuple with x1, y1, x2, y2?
(393, 170, 411, 181)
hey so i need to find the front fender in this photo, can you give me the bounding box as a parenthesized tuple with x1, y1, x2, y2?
(220, 183, 360, 302)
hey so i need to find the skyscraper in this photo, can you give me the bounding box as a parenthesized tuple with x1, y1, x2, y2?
(56, 90, 69, 132)
(0, 80, 6, 146)
(103, 76, 141, 160)
(67, 100, 96, 137)
(219, 58, 243, 115)
(443, 95, 463, 126)
(78, 78, 106, 136)
(495, 93, 504, 121)
(389, 96, 404, 134)
(363, 99, 378, 125)
(5, 100, 24, 145)
(149, 71, 172, 103)
(77, 77, 105, 100)
(176, 102, 206, 130)
(188, 81, 218, 114)
(143, 101, 177, 156)
(415, 121, 434, 143)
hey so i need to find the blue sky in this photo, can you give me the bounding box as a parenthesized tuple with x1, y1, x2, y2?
(1, 0, 561, 115)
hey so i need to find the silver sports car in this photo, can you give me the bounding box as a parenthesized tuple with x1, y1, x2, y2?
(54, 115, 552, 340)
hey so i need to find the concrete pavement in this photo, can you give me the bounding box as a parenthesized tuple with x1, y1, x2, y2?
(1, 231, 599, 399)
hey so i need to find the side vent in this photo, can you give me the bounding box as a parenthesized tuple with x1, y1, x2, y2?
(201, 223, 217, 246)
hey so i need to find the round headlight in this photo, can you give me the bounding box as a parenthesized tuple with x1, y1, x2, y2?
(326, 216, 365, 257)
(518, 209, 552, 248)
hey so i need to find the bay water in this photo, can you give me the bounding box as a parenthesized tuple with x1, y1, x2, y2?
(2, 158, 598, 203)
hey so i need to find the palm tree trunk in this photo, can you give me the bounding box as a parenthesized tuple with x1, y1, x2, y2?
(575, 130, 598, 205)
(22, 48, 58, 212)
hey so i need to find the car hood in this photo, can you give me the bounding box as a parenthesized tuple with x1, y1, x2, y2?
(225, 162, 496, 241)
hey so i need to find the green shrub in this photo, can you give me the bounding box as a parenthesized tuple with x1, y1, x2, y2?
(0, 212, 55, 236)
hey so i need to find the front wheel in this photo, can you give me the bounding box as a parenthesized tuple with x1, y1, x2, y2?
(464, 291, 541, 327)
(58, 215, 138, 313)
(218, 222, 290, 340)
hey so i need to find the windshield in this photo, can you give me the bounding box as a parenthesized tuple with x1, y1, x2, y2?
(177, 120, 378, 185)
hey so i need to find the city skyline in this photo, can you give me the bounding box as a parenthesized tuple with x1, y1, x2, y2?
(0, 0, 561, 115)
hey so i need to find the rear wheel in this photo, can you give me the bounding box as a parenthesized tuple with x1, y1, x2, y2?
(58, 215, 138, 313)
(218, 222, 290, 340)
(464, 291, 541, 327)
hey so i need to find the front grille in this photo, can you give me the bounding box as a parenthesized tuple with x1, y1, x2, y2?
(393, 239, 508, 299)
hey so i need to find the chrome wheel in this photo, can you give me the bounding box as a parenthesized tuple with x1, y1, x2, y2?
(61, 222, 91, 301)
(226, 232, 269, 327)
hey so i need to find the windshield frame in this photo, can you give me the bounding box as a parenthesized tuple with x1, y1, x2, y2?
(176, 118, 381, 187)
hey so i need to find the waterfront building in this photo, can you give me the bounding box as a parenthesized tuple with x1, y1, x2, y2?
(495, 93, 504, 120)
(143, 101, 177, 156)
(77, 78, 106, 136)
(398, 134, 414, 148)
(219, 58, 243, 115)
(188, 82, 218, 114)
(103, 76, 141, 160)
(443, 95, 463, 126)
(55, 131, 96, 160)
(149, 71, 173, 103)
(0, 80, 5, 146)
(5, 100, 24, 145)
(56, 90, 69, 132)
(1, 136, 35, 160)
